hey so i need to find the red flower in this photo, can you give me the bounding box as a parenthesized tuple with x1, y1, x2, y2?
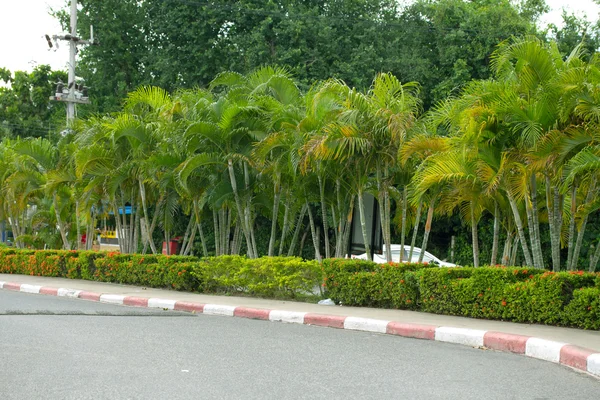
(501, 301, 507, 306)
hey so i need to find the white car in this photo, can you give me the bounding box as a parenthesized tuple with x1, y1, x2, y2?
(351, 244, 457, 267)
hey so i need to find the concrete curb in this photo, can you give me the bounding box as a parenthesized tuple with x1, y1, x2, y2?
(2, 279, 599, 378)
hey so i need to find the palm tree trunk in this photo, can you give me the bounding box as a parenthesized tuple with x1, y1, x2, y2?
(409, 199, 423, 262)
(288, 204, 307, 256)
(139, 181, 157, 254)
(490, 201, 500, 265)
(133, 206, 140, 253)
(128, 194, 136, 253)
(471, 202, 480, 268)
(331, 204, 338, 249)
(53, 195, 70, 250)
(228, 159, 254, 258)
(376, 164, 391, 262)
(400, 187, 408, 262)
(590, 238, 600, 272)
(306, 200, 322, 262)
(243, 162, 258, 258)
(299, 225, 309, 257)
(571, 177, 596, 270)
(507, 192, 534, 268)
(268, 177, 281, 256)
(419, 197, 435, 263)
(524, 197, 540, 269)
(529, 174, 544, 269)
(213, 209, 220, 256)
(180, 215, 194, 255)
(357, 189, 372, 261)
(566, 181, 578, 270)
(317, 174, 331, 259)
(335, 178, 344, 257)
(112, 202, 124, 253)
(197, 223, 208, 257)
(510, 234, 519, 266)
(278, 191, 291, 256)
(501, 231, 512, 266)
(75, 200, 81, 250)
(553, 188, 563, 271)
(342, 195, 355, 257)
(545, 175, 559, 271)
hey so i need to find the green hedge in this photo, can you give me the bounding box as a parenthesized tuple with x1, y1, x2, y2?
(0, 248, 320, 300)
(2, 249, 599, 329)
(322, 259, 436, 309)
(323, 260, 600, 330)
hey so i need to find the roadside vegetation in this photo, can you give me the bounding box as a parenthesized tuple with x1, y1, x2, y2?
(1, 248, 598, 329)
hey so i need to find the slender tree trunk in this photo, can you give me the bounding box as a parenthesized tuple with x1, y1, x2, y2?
(250, 222, 258, 257)
(318, 174, 331, 259)
(183, 221, 196, 256)
(213, 209, 220, 256)
(507, 192, 534, 267)
(546, 175, 560, 271)
(376, 164, 391, 262)
(400, 187, 408, 262)
(471, 202, 480, 268)
(278, 191, 291, 256)
(288, 204, 307, 256)
(419, 197, 435, 263)
(529, 174, 544, 269)
(567, 181, 578, 270)
(306, 200, 322, 262)
(553, 188, 563, 271)
(590, 237, 600, 272)
(228, 159, 253, 258)
(383, 168, 392, 261)
(53, 195, 70, 250)
(331, 204, 338, 250)
(571, 177, 596, 270)
(510, 234, 519, 266)
(298, 225, 309, 257)
(357, 188, 371, 261)
(138, 181, 157, 254)
(133, 206, 140, 254)
(342, 195, 355, 258)
(409, 199, 423, 262)
(128, 193, 136, 254)
(491, 201, 500, 265)
(197, 223, 208, 257)
(501, 231, 512, 266)
(524, 196, 540, 269)
(112, 202, 124, 253)
(268, 177, 281, 256)
(75, 200, 81, 250)
(243, 162, 258, 258)
(180, 215, 194, 255)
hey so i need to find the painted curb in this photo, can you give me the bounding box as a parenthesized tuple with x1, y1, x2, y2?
(2, 280, 599, 378)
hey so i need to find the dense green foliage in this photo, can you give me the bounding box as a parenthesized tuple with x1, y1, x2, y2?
(0, 248, 320, 299)
(0, 65, 67, 139)
(322, 259, 600, 329)
(3, 1, 600, 272)
(59, 0, 551, 113)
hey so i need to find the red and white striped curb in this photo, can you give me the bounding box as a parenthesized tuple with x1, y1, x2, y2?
(2, 280, 599, 378)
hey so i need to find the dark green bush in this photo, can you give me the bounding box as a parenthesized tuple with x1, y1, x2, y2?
(322, 259, 436, 309)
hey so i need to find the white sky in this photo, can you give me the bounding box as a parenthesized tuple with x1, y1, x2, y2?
(0, 0, 599, 74)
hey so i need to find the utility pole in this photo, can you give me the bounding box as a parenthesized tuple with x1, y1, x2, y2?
(46, 0, 97, 128)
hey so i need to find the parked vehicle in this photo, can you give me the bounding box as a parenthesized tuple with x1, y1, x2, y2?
(351, 244, 457, 267)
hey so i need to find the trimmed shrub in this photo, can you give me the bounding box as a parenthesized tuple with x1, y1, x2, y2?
(322, 259, 436, 309)
(194, 256, 320, 298)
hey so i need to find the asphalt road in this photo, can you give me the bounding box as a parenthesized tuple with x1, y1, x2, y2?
(0, 290, 598, 400)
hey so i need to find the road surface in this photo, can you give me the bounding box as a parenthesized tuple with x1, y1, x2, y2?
(0, 290, 598, 399)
